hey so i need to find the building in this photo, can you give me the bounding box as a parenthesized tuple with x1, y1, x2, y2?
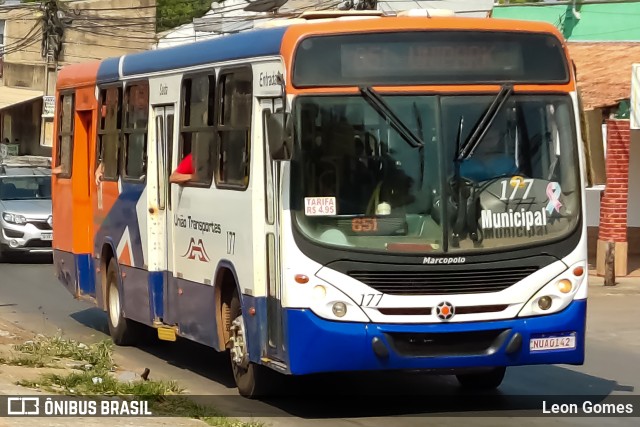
(0, 0, 157, 157)
(493, 0, 640, 276)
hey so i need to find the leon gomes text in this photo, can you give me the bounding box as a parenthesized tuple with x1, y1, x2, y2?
(542, 400, 634, 415)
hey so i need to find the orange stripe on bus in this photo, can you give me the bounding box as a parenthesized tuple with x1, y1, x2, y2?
(284, 84, 576, 96)
(280, 17, 575, 93)
(52, 65, 99, 256)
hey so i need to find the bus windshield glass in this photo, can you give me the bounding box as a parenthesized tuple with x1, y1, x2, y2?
(289, 94, 580, 254)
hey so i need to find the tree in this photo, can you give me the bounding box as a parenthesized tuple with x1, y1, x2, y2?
(157, 0, 218, 32)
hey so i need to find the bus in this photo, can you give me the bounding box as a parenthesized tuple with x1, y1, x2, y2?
(52, 11, 588, 398)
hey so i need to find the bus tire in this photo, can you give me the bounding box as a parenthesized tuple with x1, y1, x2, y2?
(456, 367, 506, 390)
(228, 289, 274, 398)
(106, 258, 140, 346)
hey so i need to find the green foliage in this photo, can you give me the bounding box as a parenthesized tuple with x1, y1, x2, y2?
(20, 0, 217, 33)
(157, 0, 218, 33)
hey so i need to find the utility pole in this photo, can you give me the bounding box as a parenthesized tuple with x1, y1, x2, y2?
(39, 0, 65, 150)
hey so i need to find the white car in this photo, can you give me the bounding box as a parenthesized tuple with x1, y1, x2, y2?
(0, 157, 52, 258)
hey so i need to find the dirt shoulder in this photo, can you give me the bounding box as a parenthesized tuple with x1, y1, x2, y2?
(0, 318, 261, 427)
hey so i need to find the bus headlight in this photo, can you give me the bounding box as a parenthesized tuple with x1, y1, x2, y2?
(306, 280, 370, 322)
(537, 296, 552, 310)
(313, 285, 327, 299)
(556, 279, 573, 294)
(332, 302, 347, 317)
(518, 261, 586, 318)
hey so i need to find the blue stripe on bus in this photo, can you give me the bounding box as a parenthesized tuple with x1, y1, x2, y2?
(97, 56, 122, 84)
(54, 249, 78, 298)
(76, 254, 96, 297)
(119, 264, 152, 325)
(93, 181, 146, 269)
(283, 300, 587, 375)
(148, 271, 164, 320)
(169, 276, 221, 349)
(120, 26, 287, 77)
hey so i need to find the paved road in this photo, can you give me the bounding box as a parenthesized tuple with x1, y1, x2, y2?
(0, 256, 639, 426)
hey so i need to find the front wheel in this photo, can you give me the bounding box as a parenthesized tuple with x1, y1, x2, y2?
(228, 289, 277, 398)
(106, 258, 141, 346)
(456, 367, 506, 390)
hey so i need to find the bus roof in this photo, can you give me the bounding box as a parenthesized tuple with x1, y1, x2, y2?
(57, 60, 100, 89)
(99, 26, 288, 81)
(92, 16, 566, 82)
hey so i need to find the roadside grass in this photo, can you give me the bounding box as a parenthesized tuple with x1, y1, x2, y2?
(14, 334, 114, 371)
(4, 334, 265, 427)
(0, 354, 50, 368)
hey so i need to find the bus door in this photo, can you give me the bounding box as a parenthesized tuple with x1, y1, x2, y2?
(149, 105, 176, 324)
(260, 98, 285, 362)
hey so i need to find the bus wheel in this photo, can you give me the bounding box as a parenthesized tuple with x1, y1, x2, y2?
(106, 258, 140, 346)
(228, 289, 273, 398)
(456, 367, 506, 390)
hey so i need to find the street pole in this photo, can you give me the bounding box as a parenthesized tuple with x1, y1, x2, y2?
(40, 0, 63, 151)
(604, 241, 616, 286)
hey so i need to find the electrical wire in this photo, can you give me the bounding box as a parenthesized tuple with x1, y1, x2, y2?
(68, 0, 343, 44)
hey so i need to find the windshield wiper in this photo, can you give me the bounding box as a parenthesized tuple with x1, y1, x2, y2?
(359, 86, 424, 149)
(412, 101, 425, 185)
(457, 84, 513, 161)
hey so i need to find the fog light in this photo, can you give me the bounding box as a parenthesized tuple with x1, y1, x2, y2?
(538, 296, 552, 310)
(9, 239, 18, 248)
(313, 285, 326, 299)
(332, 302, 347, 317)
(556, 279, 573, 294)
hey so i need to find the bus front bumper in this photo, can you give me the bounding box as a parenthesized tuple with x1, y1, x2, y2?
(284, 299, 586, 375)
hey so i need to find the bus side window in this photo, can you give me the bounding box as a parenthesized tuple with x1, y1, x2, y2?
(98, 86, 123, 181)
(55, 93, 75, 178)
(180, 73, 216, 186)
(216, 68, 252, 189)
(122, 83, 149, 181)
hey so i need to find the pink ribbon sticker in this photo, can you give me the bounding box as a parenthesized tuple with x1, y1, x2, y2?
(546, 182, 562, 214)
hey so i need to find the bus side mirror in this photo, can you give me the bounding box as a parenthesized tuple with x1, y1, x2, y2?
(266, 110, 292, 161)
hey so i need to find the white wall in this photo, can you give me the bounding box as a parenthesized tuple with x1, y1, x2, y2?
(586, 186, 604, 227)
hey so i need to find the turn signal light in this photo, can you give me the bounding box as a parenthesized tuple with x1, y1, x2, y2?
(294, 274, 309, 284)
(573, 266, 584, 277)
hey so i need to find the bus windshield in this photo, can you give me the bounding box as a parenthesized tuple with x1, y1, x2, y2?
(289, 94, 580, 254)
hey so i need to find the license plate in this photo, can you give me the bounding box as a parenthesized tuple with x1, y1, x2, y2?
(41, 233, 53, 241)
(530, 334, 576, 351)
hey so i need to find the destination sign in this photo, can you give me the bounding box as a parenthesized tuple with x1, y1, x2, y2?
(293, 31, 569, 86)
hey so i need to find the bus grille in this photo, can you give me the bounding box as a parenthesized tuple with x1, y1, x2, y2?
(348, 266, 538, 295)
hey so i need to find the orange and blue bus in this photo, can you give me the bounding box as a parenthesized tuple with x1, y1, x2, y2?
(52, 11, 588, 398)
